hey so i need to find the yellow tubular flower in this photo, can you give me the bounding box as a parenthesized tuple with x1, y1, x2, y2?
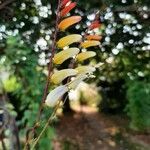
(67, 74, 87, 90)
(76, 51, 96, 62)
(45, 85, 68, 107)
(53, 48, 80, 64)
(75, 66, 96, 74)
(57, 34, 82, 48)
(58, 16, 82, 31)
(51, 69, 78, 84)
(80, 40, 100, 48)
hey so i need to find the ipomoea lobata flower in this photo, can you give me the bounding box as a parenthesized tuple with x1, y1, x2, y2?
(75, 66, 96, 75)
(88, 21, 101, 30)
(45, 85, 69, 107)
(58, 16, 81, 31)
(51, 69, 78, 84)
(57, 34, 82, 48)
(85, 35, 102, 41)
(60, 0, 70, 8)
(80, 40, 100, 48)
(76, 51, 96, 62)
(53, 47, 80, 64)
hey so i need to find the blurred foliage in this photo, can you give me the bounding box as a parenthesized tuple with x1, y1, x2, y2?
(0, 36, 55, 148)
(3, 76, 21, 92)
(126, 80, 150, 131)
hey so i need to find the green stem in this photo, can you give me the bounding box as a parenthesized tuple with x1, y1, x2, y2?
(30, 99, 62, 150)
(30, 95, 68, 150)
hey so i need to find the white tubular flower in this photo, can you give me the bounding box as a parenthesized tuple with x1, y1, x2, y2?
(68, 74, 87, 90)
(45, 85, 68, 107)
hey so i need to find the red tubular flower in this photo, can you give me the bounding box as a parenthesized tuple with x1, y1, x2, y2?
(88, 21, 101, 30)
(60, 2, 77, 17)
(60, 0, 70, 8)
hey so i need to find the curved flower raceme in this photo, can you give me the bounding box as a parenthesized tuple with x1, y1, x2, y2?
(51, 69, 77, 84)
(45, 85, 69, 107)
(58, 16, 82, 31)
(53, 47, 79, 64)
(75, 66, 96, 75)
(45, 1, 102, 108)
(76, 51, 96, 62)
(80, 40, 100, 48)
(57, 34, 82, 48)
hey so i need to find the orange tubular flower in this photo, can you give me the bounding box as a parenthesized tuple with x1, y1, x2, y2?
(80, 40, 100, 48)
(86, 35, 102, 41)
(58, 16, 82, 31)
(60, 2, 77, 17)
(61, 0, 70, 8)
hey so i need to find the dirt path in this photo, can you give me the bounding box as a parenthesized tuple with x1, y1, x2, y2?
(53, 106, 149, 150)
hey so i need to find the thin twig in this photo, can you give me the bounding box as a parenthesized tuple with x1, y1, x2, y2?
(30, 96, 68, 150)
(37, 0, 61, 122)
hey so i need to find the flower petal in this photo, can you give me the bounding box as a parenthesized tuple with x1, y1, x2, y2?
(68, 74, 87, 90)
(58, 16, 82, 31)
(60, 2, 76, 17)
(45, 85, 68, 107)
(57, 34, 82, 48)
(80, 40, 100, 48)
(76, 51, 96, 62)
(75, 66, 96, 74)
(86, 35, 102, 41)
(51, 69, 77, 84)
(53, 47, 80, 64)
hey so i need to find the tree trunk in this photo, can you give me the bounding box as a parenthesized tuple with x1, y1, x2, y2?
(62, 93, 73, 114)
(0, 94, 20, 150)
